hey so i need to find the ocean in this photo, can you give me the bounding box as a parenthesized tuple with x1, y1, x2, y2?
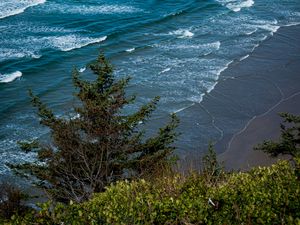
(0, 0, 300, 175)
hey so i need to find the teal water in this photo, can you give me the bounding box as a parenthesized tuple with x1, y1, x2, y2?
(0, 0, 300, 174)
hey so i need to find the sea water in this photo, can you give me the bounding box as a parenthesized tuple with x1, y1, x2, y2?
(0, 0, 300, 175)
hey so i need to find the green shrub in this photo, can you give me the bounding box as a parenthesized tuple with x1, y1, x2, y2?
(10, 159, 300, 225)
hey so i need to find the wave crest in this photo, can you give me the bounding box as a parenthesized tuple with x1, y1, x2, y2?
(42, 3, 142, 15)
(48, 35, 107, 52)
(0, 71, 22, 83)
(0, 0, 46, 19)
(217, 0, 254, 12)
(169, 29, 194, 38)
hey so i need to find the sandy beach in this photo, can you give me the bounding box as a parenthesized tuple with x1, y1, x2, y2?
(177, 24, 300, 170)
(216, 25, 300, 170)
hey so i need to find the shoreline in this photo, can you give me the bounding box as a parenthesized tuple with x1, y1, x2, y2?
(216, 24, 300, 170)
(178, 24, 300, 170)
(219, 93, 300, 170)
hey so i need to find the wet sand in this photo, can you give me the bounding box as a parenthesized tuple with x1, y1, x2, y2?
(217, 25, 300, 170)
(177, 24, 300, 170)
(218, 94, 299, 170)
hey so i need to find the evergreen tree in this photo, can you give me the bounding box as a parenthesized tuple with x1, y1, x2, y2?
(10, 54, 179, 203)
(255, 112, 300, 158)
(202, 143, 223, 184)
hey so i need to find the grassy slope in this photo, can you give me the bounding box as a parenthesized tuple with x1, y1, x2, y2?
(10, 159, 300, 225)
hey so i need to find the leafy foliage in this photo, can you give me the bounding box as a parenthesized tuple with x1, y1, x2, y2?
(10, 159, 300, 224)
(9, 54, 179, 203)
(255, 112, 300, 158)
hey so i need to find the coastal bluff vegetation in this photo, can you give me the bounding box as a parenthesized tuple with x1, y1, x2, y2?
(1, 55, 300, 224)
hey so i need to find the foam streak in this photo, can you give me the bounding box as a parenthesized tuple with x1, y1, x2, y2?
(0, 71, 22, 83)
(0, 0, 46, 19)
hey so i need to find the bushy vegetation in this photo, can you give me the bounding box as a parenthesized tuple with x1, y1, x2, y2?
(2, 54, 300, 224)
(9, 54, 179, 203)
(8, 159, 300, 224)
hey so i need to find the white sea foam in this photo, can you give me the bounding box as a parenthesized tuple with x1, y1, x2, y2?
(260, 35, 268, 41)
(44, 3, 141, 15)
(188, 94, 205, 104)
(70, 113, 80, 120)
(244, 28, 257, 35)
(173, 103, 195, 114)
(25, 25, 73, 34)
(239, 54, 249, 61)
(284, 22, 300, 27)
(0, 0, 46, 19)
(216, 60, 233, 76)
(205, 41, 221, 50)
(79, 67, 86, 73)
(0, 48, 41, 62)
(206, 82, 218, 94)
(126, 48, 135, 53)
(159, 68, 171, 74)
(257, 24, 280, 33)
(0, 35, 106, 61)
(48, 35, 107, 52)
(228, 0, 254, 12)
(170, 29, 194, 38)
(0, 71, 22, 83)
(153, 41, 220, 57)
(250, 19, 279, 31)
(218, 0, 254, 12)
(177, 41, 220, 50)
(249, 44, 259, 53)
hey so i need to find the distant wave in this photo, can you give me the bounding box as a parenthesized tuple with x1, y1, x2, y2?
(159, 68, 171, 74)
(171, 41, 221, 50)
(0, 48, 41, 62)
(169, 29, 194, 38)
(239, 54, 249, 61)
(79, 67, 86, 73)
(42, 3, 142, 15)
(244, 28, 257, 35)
(247, 19, 280, 35)
(191, 61, 234, 98)
(0, 0, 46, 19)
(228, 0, 254, 12)
(218, 0, 254, 12)
(126, 48, 135, 53)
(0, 71, 22, 83)
(188, 94, 205, 104)
(257, 24, 280, 33)
(206, 60, 234, 94)
(153, 41, 220, 56)
(203, 41, 221, 51)
(0, 35, 106, 62)
(173, 103, 195, 114)
(216, 60, 234, 76)
(284, 22, 300, 27)
(48, 35, 107, 52)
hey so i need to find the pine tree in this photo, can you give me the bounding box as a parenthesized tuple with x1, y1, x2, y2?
(202, 143, 223, 184)
(10, 54, 179, 203)
(255, 112, 300, 158)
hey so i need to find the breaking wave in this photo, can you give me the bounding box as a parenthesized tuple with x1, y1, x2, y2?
(47, 35, 107, 52)
(0, 71, 22, 83)
(217, 0, 254, 12)
(169, 29, 194, 38)
(0, 0, 46, 19)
